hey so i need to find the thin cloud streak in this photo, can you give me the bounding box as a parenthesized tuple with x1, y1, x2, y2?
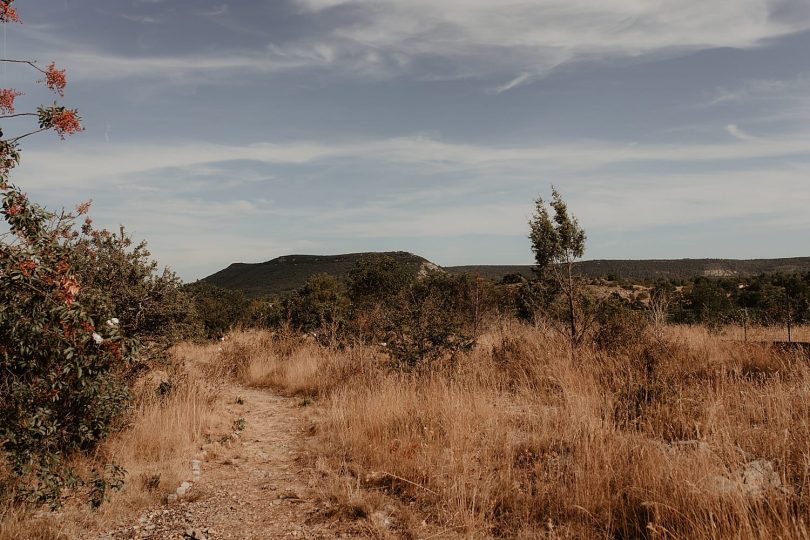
(487, 72, 532, 94)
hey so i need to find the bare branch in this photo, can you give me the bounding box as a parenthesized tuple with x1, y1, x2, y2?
(8, 127, 49, 143)
(0, 58, 46, 75)
(0, 113, 37, 119)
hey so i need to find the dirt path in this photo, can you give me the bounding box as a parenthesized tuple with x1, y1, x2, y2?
(100, 387, 352, 540)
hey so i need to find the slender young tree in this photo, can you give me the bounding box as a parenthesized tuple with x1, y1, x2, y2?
(529, 187, 589, 351)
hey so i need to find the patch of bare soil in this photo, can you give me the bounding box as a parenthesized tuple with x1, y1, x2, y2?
(99, 388, 367, 540)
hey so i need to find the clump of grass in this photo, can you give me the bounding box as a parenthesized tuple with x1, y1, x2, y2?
(211, 329, 384, 398)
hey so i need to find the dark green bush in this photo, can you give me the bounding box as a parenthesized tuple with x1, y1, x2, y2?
(79, 226, 202, 354)
(347, 254, 414, 342)
(347, 253, 414, 308)
(243, 297, 284, 329)
(282, 273, 350, 340)
(0, 187, 136, 506)
(384, 271, 476, 367)
(184, 280, 247, 338)
(593, 298, 650, 352)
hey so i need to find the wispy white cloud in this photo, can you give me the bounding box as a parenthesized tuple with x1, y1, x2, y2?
(704, 75, 810, 130)
(16, 131, 810, 190)
(291, 0, 810, 80)
(201, 4, 229, 17)
(57, 49, 331, 82)
(120, 14, 163, 24)
(726, 124, 756, 140)
(708, 76, 810, 105)
(24, 1, 810, 85)
(487, 72, 532, 95)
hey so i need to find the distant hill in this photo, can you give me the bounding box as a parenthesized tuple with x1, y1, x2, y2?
(447, 257, 810, 282)
(203, 252, 432, 298)
(204, 253, 810, 297)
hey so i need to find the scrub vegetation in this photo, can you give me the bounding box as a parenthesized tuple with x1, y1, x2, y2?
(1, 1, 809, 538)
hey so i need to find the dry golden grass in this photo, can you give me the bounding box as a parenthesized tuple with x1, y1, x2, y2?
(0, 341, 226, 540)
(666, 323, 810, 344)
(3, 322, 809, 539)
(227, 322, 810, 539)
(218, 328, 383, 398)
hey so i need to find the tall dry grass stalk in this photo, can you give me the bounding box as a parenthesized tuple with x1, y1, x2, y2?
(231, 321, 810, 538)
(0, 341, 225, 540)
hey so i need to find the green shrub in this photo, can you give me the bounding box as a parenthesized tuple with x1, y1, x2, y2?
(0, 21, 198, 508)
(347, 254, 414, 342)
(243, 297, 284, 329)
(594, 298, 650, 352)
(79, 226, 202, 354)
(347, 253, 414, 307)
(513, 277, 557, 323)
(283, 273, 350, 339)
(0, 186, 136, 506)
(384, 271, 475, 367)
(184, 280, 247, 338)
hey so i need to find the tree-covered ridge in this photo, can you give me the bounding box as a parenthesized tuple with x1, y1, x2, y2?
(447, 257, 810, 282)
(203, 252, 810, 300)
(203, 251, 431, 298)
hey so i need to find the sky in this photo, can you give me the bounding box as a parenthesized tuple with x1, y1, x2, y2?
(4, 0, 810, 280)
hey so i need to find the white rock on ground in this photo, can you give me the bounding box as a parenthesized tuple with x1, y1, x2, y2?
(741, 459, 783, 496)
(707, 459, 785, 498)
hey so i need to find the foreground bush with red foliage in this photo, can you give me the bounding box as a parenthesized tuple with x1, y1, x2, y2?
(0, 1, 199, 507)
(0, 186, 136, 505)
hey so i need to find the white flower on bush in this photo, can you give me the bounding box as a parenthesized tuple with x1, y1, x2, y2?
(106, 317, 119, 327)
(92, 332, 105, 344)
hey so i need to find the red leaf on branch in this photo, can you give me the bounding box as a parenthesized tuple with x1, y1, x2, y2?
(58, 275, 80, 306)
(4, 202, 21, 215)
(0, 88, 22, 113)
(19, 258, 37, 277)
(52, 109, 83, 138)
(76, 200, 92, 215)
(42, 62, 67, 96)
(0, 1, 21, 24)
